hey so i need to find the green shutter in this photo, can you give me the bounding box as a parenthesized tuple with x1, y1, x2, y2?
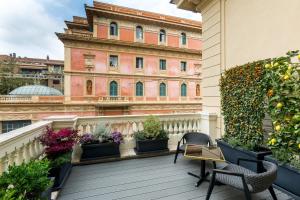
(136, 82, 143, 96)
(110, 81, 118, 96)
(160, 83, 166, 96)
(181, 84, 187, 96)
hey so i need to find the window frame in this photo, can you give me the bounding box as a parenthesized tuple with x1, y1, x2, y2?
(136, 25, 143, 40)
(135, 81, 144, 96)
(136, 57, 144, 69)
(180, 61, 187, 72)
(109, 55, 119, 68)
(159, 59, 167, 71)
(110, 22, 118, 36)
(159, 29, 166, 43)
(159, 82, 167, 96)
(109, 81, 118, 96)
(181, 32, 187, 45)
(181, 83, 187, 97)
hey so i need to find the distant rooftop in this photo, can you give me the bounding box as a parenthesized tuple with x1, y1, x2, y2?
(9, 85, 63, 96)
(0, 54, 63, 66)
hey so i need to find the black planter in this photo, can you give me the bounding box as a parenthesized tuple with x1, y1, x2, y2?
(135, 138, 169, 153)
(216, 139, 271, 173)
(49, 162, 72, 191)
(40, 185, 53, 200)
(265, 156, 300, 199)
(81, 142, 120, 161)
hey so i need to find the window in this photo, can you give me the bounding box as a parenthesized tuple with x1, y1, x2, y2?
(181, 32, 187, 45)
(109, 81, 118, 96)
(2, 120, 31, 133)
(159, 59, 166, 70)
(136, 57, 143, 69)
(159, 83, 166, 96)
(136, 26, 143, 40)
(159, 29, 166, 43)
(110, 22, 118, 36)
(109, 55, 118, 67)
(181, 61, 187, 72)
(196, 84, 200, 96)
(181, 83, 187, 97)
(53, 80, 60, 84)
(136, 82, 143, 96)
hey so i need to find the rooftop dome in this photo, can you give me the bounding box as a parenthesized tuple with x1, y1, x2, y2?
(9, 85, 63, 96)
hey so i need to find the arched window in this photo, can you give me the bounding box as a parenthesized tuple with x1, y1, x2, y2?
(86, 80, 93, 95)
(181, 83, 187, 96)
(196, 84, 200, 96)
(136, 26, 143, 40)
(136, 82, 143, 96)
(159, 29, 166, 43)
(181, 32, 187, 45)
(159, 83, 166, 96)
(109, 81, 118, 96)
(110, 22, 118, 36)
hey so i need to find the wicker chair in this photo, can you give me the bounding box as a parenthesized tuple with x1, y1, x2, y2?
(206, 158, 278, 200)
(174, 132, 212, 163)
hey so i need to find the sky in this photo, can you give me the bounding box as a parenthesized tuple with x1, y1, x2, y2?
(0, 0, 201, 60)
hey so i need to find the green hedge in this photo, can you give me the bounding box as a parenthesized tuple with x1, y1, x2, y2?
(220, 60, 267, 150)
(264, 51, 300, 165)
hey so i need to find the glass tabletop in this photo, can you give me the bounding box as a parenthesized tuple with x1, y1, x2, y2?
(184, 144, 225, 162)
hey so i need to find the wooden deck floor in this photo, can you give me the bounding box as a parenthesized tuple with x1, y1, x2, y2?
(59, 155, 293, 200)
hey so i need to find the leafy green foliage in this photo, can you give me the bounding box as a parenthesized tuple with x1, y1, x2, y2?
(220, 60, 266, 150)
(134, 116, 168, 140)
(264, 51, 300, 166)
(0, 60, 34, 95)
(94, 122, 112, 142)
(50, 152, 72, 168)
(0, 160, 52, 200)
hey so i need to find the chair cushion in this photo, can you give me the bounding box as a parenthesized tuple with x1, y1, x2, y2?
(216, 164, 255, 192)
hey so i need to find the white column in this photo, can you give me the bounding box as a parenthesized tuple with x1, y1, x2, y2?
(199, 112, 218, 143)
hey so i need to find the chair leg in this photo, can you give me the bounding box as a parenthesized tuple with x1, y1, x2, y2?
(174, 151, 179, 164)
(206, 173, 216, 200)
(241, 177, 252, 200)
(268, 186, 277, 200)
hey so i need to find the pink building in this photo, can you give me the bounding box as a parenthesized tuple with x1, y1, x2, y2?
(57, 1, 202, 115)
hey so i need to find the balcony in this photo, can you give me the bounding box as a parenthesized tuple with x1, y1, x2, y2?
(0, 113, 294, 200)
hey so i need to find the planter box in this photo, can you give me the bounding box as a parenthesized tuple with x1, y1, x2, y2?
(81, 142, 120, 161)
(49, 162, 72, 191)
(265, 156, 300, 199)
(216, 139, 271, 173)
(135, 138, 169, 153)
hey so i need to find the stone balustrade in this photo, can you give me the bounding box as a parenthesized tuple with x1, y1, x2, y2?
(0, 121, 52, 174)
(0, 95, 33, 103)
(0, 112, 217, 173)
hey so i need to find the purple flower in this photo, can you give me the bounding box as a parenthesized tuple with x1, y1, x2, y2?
(111, 131, 123, 144)
(79, 133, 97, 144)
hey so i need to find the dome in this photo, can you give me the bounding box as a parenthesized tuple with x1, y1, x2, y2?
(9, 85, 63, 96)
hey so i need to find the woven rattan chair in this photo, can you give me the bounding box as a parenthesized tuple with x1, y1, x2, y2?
(174, 132, 212, 163)
(206, 158, 278, 200)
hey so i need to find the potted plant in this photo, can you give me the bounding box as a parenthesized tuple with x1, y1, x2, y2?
(0, 160, 53, 200)
(80, 122, 123, 161)
(134, 115, 169, 154)
(39, 126, 78, 191)
(218, 60, 271, 172)
(263, 51, 300, 198)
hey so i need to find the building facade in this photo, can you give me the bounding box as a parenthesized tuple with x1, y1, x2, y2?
(0, 54, 64, 92)
(57, 1, 202, 115)
(171, 0, 300, 139)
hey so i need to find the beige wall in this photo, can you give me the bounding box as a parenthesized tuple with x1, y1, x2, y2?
(175, 0, 300, 137)
(225, 0, 300, 68)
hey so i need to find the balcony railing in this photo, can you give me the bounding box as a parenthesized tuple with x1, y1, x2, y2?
(0, 112, 217, 174)
(0, 96, 64, 104)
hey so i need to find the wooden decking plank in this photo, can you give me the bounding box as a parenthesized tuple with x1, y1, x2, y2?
(58, 155, 293, 200)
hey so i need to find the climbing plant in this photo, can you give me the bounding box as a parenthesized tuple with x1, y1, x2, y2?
(264, 51, 300, 164)
(220, 60, 266, 150)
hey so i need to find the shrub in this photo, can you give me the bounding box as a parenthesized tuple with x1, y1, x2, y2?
(134, 116, 168, 140)
(79, 133, 98, 144)
(111, 131, 123, 144)
(94, 122, 112, 142)
(40, 126, 78, 159)
(264, 51, 300, 167)
(220, 60, 266, 150)
(0, 160, 52, 200)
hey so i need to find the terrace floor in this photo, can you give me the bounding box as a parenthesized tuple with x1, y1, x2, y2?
(58, 155, 293, 200)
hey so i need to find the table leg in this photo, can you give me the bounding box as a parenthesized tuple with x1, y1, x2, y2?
(187, 160, 210, 187)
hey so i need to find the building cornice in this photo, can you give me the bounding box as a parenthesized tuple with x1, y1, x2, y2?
(64, 70, 201, 80)
(85, 4, 201, 33)
(56, 33, 202, 56)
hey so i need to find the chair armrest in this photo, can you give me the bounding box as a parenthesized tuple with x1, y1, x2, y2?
(213, 169, 244, 178)
(237, 158, 263, 166)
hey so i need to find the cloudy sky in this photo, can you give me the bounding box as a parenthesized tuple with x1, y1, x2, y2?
(0, 0, 200, 60)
